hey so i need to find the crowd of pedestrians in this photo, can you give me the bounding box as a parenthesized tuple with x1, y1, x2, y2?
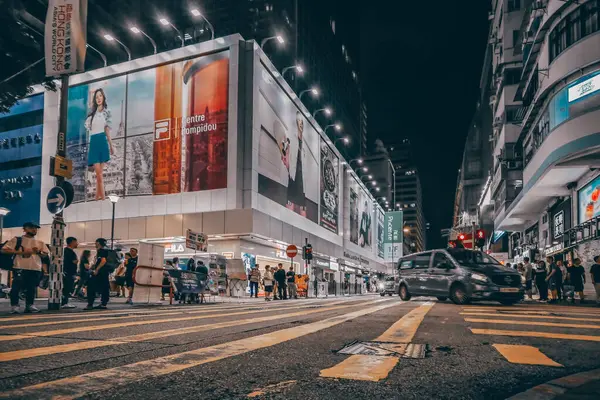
(247, 263, 301, 301)
(517, 255, 600, 305)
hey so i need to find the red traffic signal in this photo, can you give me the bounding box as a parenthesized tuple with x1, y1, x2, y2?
(476, 229, 485, 239)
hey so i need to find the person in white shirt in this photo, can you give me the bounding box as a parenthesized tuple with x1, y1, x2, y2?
(84, 88, 114, 201)
(1, 222, 49, 314)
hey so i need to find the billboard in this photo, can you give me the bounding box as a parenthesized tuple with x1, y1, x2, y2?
(578, 175, 600, 224)
(0, 94, 45, 228)
(320, 140, 339, 233)
(377, 209, 384, 258)
(256, 64, 320, 223)
(66, 50, 230, 203)
(384, 211, 403, 261)
(347, 175, 372, 251)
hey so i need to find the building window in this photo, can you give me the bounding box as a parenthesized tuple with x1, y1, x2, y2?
(549, 1, 600, 62)
(508, 0, 521, 12)
(512, 30, 520, 48)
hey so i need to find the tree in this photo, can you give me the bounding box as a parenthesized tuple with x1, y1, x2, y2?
(0, 0, 55, 114)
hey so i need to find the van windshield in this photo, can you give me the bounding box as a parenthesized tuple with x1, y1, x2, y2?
(447, 249, 502, 266)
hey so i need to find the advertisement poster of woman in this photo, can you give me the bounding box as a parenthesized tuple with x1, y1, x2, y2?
(85, 88, 114, 200)
(286, 112, 307, 216)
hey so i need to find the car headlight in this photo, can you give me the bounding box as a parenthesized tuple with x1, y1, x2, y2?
(471, 273, 488, 283)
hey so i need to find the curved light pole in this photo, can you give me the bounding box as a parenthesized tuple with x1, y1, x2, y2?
(324, 123, 342, 134)
(313, 107, 332, 118)
(261, 34, 284, 49)
(299, 87, 319, 101)
(130, 26, 157, 54)
(86, 44, 107, 67)
(334, 136, 350, 146)
(190, 9, 215, 40)
(103, 34, 131, 61)
(108, 195, 120, 249)
(159, 17, 184, 47)
(282, 64, 303, 79)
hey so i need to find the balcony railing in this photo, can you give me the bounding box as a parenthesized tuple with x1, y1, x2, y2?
(562, 217, 600, 249)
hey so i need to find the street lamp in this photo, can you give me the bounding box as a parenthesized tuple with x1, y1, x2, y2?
(86, 44, 107, 67)
(324, 123, 342, 134)
(108, 195, 120, 250)
(261, 34, 285, 49)
(282, 64, 304, 78)
(190, 8, 215, 40)
(313, 107, 332, 118)
(334, 136, 350, 146)
(299, 87, 319, 101)
(159, 17, 184, 47)
(130, 26, 157, 54)
(103, 34, 132, 61)
(0, 207, 9, 242)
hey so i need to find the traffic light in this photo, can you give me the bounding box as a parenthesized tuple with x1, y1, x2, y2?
(458, 233, 466, 241)
(475, 229, 485, 249)
(302, 244, 313, 260)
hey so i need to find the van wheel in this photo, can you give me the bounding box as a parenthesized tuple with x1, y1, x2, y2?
(399, 284, 411, 301)
(450, 284, 469, 305)
(436, 296, 447, 302)
(380, 293, 385, 297)
(388, 293, 393, 296)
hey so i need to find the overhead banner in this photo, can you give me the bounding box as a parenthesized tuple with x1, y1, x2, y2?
(45, 0, 88, 76)
(384, 211, 403, 262)
(377, 209, 384, 258)
(320, 140, 339, 233)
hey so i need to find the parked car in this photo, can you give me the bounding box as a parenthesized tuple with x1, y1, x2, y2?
(396, 248, 524, 305)
(379, 276, 398, 296)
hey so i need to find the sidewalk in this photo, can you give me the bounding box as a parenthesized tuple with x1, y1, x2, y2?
(509, 368, 600, 399)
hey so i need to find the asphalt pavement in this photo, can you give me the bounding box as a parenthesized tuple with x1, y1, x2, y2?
(1, 295, 600, 399)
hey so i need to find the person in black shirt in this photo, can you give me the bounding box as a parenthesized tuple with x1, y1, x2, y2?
(62, 237, 79, 309)
(274, 263, 287, 300)
(568, 258, 586, 304)
(85, 238, 110, 310)
(591, 255, 600, 305)
(73, 250, 91, 297)
(125, 247, 138, 304)
(286, 266, 297, 299)
(535, 261, 548, 301)
(545, 256, 562, 304)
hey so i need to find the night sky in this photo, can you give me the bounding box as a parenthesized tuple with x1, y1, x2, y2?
(357, 1, 490, 248)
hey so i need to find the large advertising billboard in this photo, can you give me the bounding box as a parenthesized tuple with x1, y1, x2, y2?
(384, 211, 403, 261)
(0, 94, 44, 228)
(66, 50, 230, 203)
(256, 65, 320, 223)
(377, 209, 384, 258)
(320, 140, 339, 233)
(578, 175, 600, 224)
(347, 176, 372, 251)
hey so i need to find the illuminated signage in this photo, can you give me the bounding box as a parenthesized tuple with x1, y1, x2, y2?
(164, 243, 186, 254)
(568, 74, 600, 102)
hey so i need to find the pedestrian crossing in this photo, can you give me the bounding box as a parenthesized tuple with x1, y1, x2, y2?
(461, 303, 600, 367)
(0, 297, 413, 399)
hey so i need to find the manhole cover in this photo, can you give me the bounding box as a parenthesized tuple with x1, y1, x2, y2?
(337, 342, 427, 359)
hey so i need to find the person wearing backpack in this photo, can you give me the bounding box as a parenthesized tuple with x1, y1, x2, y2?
(0, 222, 49, 314)
(85, 238, 111, 310)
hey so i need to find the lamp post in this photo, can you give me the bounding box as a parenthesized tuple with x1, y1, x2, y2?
(324, 123, 342, 134)
(86, 44, 107, 67)
(313, 107, 332, 118)
(334, 136, 350, 146)
(159, 17, 184, 47)
(130, 26, 157, 54)
(260, 34, 284, 49)
(299, 87, 319, 101)
(282, 64, 304, 78)
(0, 207, 9, 243)
(103, 34, 132, 61)
(108, 195, 120, 250)
(190, 8, 215, 40)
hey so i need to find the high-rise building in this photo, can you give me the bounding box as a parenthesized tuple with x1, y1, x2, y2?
(389, 140, 426, 252)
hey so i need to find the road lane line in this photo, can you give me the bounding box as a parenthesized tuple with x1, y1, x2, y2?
(492, 344, 563, 367)
(0, 300, 352, 342)
(465, 318, 600, 329)
(461, 312, 600, 322)
(319, 301, 435, 382)
(463, 308, 600, 317)
(470, 328, 600, 342)
(0, 299, 388, 362)
(462, 306, 600, 314)
(0, 300, 403, 399)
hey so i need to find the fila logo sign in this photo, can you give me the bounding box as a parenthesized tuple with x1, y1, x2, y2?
(154, 119, 171, 141)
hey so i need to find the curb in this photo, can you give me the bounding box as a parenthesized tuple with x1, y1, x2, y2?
(507, 368, 600, 399)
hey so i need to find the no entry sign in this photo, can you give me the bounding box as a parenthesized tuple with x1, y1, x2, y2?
(286, 244, 298, 258)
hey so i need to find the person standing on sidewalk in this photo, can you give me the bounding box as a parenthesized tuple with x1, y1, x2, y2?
(523, 257, 534, 300)
(125, 247, 138, 304)
(1, 222, 49, 314)
(73, 250, 91, 298)
(545, 256, 562, 304)
(85, 238, 110, 310)
(274, 263, 287, 300)
(263, 265, 274, 301)
(287, 266, 297, 299)
(591, 255, 600, 305)
(249, 265, 260, 298)
(61, 237, 79, 309)
(568, 258, 586, 304)
(535, 260, 548, 302)
(556, 260, 567, 301)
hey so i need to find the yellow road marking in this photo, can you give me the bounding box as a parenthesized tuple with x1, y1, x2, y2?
(470, 328, 600, 342)
(463, 305, 600, 314)
(461, 312, 600, 322)
(463, 309, 600, 317)
(0, 299, 386, 362)
(0, 300, 351, 342)
(320, 355, 400, 381)
(465, 318, 600, 329)
(0, 300, 402, 399)
(492, 344, 563, 367)
(318, 301, 434, 382)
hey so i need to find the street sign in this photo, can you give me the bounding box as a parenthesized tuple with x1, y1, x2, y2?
(59, 181, 75, 207)
(286, 244, 298, 258)
(46, 186, 66, 214)
(49, 155, 73, 179)
(186, 229, 208, 252)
